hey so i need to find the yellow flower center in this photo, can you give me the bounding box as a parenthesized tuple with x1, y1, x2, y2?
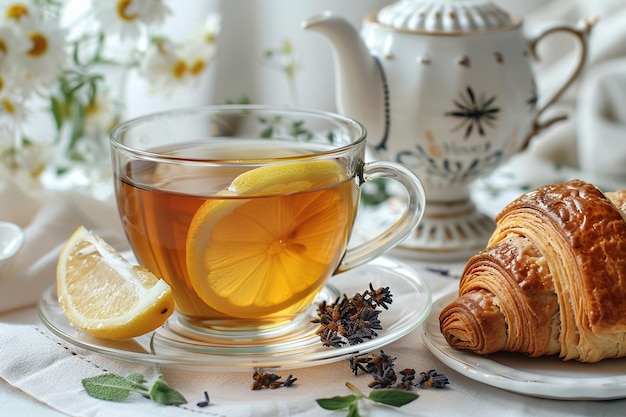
(117, 0, 138, 21)
(28, 32, 48, 57)
(0, 75, 4, 92)
(0, 39, 7, 54)
(85, 101, 99, 116)
(190, 59, 205, 75)
(6, 3, 29, 21)
(2, 98, 15, 114)
(172, 60, 187, 79)
(204, 32, 215, 44)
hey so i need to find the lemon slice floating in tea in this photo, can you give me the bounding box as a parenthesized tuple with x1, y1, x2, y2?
(57, 226, 175, 339)
(228, 159, 344, 195)
(186, 160, 353, 318)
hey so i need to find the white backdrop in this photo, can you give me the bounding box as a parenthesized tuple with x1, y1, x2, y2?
(125, 0, 394, 118)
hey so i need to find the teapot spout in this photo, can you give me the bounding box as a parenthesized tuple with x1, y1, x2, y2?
(302, 12, 386, 145)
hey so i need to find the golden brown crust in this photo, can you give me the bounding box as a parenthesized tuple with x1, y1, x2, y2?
(439, 179, 626, 362)
(439, 290, 507, 354)
(440, 233, 560, 357)
(497, 180, 626, 333)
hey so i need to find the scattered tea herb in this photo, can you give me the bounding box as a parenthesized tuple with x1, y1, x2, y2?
(251, 370, 298, 390)
(312, 283, 393, 347)
(369, 365, 398, 389)
(350, 350, 395, 376)
(81, 372, 186, 405)
(349, 351, 450, 390)
(196, 391, 210, 407)
(283, 374, 298, 387)
(398, 368, 417, 390)
(425, 267, 461, 279)
(415, 369, 451, 389)
(316, 381, 418, 416)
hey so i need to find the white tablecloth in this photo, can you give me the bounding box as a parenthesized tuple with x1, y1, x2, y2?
(1, 158, 626, 417)
(4, 261, 626, 417)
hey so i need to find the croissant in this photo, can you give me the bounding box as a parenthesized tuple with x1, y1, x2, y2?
(439, 180, 626, 363)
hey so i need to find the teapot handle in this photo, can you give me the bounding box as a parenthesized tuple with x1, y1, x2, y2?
(521, 17, 597, 150)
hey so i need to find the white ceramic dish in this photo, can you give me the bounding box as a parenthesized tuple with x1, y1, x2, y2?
(423, 291, 626, 400)
(39, 256, 431, 371)
(0, 221, 24, 278)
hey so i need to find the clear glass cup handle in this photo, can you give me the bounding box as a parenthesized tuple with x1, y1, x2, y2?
(335, 160, 426, 274)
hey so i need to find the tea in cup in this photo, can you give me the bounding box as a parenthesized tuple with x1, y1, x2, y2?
(109, 105, 425, 338)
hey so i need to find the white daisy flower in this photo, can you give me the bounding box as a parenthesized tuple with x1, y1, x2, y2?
(200, 12, 221, 46)
(12, 16, 67, 87)
(0, 25, 29, 70)
(0, 0, 221, 187)
(92, 0, 170, 39)
(84, 89, 119, 135)
(0, 92, 29, 128)
(139, 38, 190, 94)
(162, 12, 220, 89)
(0, 71, 14, 97)
(0, 0, 37, 24)
(91, 0, 143, 39)
(182, 39, 216, 80)
(134, 0, 171, 26)
(0, 25, 30, 95)
(0, 122, 52, 180)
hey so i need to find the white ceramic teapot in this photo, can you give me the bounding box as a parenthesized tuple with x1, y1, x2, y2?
(303, 0, 594, 261)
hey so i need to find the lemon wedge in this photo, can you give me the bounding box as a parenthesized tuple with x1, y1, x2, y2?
(186, 160, 351, 318)
(57, 226, 175, 339)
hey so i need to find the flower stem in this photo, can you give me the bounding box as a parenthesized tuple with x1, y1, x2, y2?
(345, 382, 363, 397)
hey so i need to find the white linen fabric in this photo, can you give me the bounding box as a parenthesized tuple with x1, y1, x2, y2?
(512, 0, 626, 184)
(0, 179, 127, 313)
(577, 58, 626, 179)
(3, 275, 626, 417)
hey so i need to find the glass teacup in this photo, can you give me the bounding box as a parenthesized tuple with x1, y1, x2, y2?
(109, 105, 425, 339)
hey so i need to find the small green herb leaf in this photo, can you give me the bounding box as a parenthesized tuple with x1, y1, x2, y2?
(347, 402, 361, 417)
(149, 378, 187, 405)
(126, 372, 147, 385)
(82, 372, 186, 406)
(317, 382, 420, 416)
(315, 395, 357, 410)
(82, 374, 135, 402)
(368, 389, 419, 407)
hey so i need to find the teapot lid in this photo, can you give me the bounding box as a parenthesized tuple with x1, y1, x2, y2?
(376, 0, 515, 32)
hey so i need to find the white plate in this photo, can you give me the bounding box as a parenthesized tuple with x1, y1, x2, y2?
(39, 256, 431, 371)
(423, 291, 626, 400)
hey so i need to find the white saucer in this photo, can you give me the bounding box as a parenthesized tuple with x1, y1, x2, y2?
(38, 256, 431, 371)
(424, 291, 626, 400)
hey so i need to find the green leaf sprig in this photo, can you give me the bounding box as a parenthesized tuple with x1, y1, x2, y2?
(81, 372, 186, 406)
(316, 382, 418, 416)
